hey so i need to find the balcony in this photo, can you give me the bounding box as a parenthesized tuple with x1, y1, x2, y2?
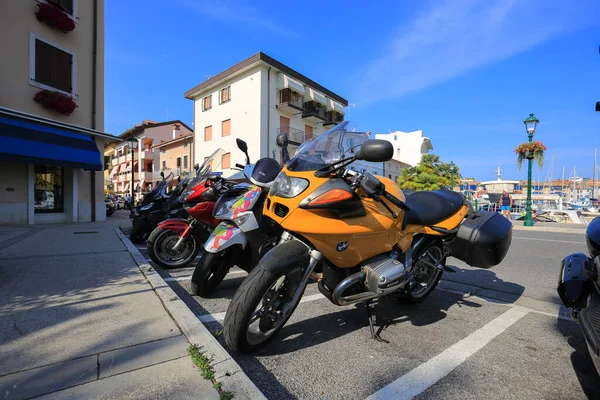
(323, 110, 344, 126)
(276, 88, 305, 114)
(153, 168, 190, 181)
(277, 126, 306, 146)
(111, 157, 119, 166)
(302, 100, 327, 123)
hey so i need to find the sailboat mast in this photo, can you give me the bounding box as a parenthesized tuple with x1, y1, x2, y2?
(561, 166, 565, 197)
(595, 146, 598, 199)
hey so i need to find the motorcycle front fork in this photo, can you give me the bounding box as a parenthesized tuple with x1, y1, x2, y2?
(172, 219, 196, 251)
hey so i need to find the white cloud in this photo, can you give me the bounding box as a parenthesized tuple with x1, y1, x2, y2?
(354, 0, 599, 105)
(177, 0, 298, 37)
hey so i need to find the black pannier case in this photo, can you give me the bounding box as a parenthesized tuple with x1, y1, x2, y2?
(447, 210, 512, 268)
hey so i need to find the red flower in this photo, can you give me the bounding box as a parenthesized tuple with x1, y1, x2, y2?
(35, 3, 75, 33)
(33, 90, 77, 116)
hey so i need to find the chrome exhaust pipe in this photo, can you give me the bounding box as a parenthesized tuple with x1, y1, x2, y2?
(332, 270, 379, 306)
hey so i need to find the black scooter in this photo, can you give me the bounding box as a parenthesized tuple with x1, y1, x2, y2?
(557, 216, 600, 374)
(130, 171, 192, 243)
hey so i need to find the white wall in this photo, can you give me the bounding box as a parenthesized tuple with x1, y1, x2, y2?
(375, 130, 433, 167)
(193, 68, 264, 177)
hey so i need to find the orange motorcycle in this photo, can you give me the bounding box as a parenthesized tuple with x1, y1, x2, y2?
(223, 121, 512, 353)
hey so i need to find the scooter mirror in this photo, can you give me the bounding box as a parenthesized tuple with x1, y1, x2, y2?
(355, 140, 393, 162)
(276, 133, 288, 147)
(236, 138, 250, 164)
(160, 171, 165, 179)
(194, 163, 199, 171)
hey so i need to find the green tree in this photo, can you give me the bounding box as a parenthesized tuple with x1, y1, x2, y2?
(397, 154, 459, 191)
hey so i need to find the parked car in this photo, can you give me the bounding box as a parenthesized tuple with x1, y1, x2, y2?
(105, 198, 116, 216)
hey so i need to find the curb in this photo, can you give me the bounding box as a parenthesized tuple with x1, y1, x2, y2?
(115, 228, 266, 400)
(511, 224, 586, 234)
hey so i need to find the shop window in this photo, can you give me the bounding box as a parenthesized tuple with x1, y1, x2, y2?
(34, 165, 64, 213)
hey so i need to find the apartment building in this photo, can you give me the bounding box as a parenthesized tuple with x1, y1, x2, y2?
(184, 52, 348, 177)
(375, 130, 434, 167)
(106, 120, 192, 199)
(152, 129, 194, 180)
(0, 0, 117, 224)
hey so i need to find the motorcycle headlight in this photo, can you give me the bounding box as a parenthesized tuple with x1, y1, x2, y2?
(214, 197, 237, 218)
(270, 172, 309, 198)
(180, 188, 195, 202)
(139, 202, 154, 211)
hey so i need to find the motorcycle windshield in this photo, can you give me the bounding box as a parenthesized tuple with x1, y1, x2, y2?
(186, 148, 226, 189)
(286, 121, 369, 172)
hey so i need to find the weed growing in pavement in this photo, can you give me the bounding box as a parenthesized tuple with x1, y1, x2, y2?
(213, 329, 223, 339)
(188, 344, 234, 400)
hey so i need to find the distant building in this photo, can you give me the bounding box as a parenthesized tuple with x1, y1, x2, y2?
(106, 121, 192, 199)
(184, 52, 351, 177)
(0, 0, 117, 225)
(152, 129, 194, 181)
(375, 130, 433, 167)
(384, 159, 411, 183)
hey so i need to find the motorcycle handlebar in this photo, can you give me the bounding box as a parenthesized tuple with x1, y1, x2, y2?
(382, 190, 410, 212)
(235, 163, 244, 169)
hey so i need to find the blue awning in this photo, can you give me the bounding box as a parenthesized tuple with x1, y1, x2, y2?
(0, 115, 102, 170)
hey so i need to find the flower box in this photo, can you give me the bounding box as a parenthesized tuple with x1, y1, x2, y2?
(35, 2, 75, 33)
(33, 90, 77, 116)
(515, 141, 546, 170)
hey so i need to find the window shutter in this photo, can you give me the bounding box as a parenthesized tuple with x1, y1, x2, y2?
(53, 49, 72, 92)
(222, 153, 231, 169)
(35, 40, 54, 87)
(222, 119, 230, 136)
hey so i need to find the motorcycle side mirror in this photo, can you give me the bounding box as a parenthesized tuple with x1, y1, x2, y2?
(160, 171, 165, 178)
(236, 138, 250, 164)
(194, 163, 199, 171)
(276, 133, 288, 147)
(355, 140, 393, 162)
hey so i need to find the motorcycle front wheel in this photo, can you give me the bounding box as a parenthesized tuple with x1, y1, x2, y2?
(147, 227, 200, 269)
(190, 246, 240, 296)
(224, 264, 306, 353)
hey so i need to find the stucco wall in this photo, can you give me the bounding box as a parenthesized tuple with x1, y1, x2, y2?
(375, 130, 432, 167)
(0, 0, 105, 131)
(0, 162, 28, 224)
(193, 68, 263, 177)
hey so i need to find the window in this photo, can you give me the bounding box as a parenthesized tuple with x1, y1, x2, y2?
(396, 148, 400, 159)
(161, 148, 166, 154)
(184, 155, 188, 169)
(34, 165, 64, 213)
(389, 174, 392, 179)
(202, 95, 212, 111)
(176, 157, 181, 169)
(220, 86, 231, 104)
(30, 35, 76, 95)
(222, 119, 231, 137)
(48, 0, 74, 15)
(222, 153, 231, 169)
(204, 125, 212, 141)
(394, 135, 397, 141)
(162, 160, 166, 169)
(305, 125, 314, 140)
(184, 142, 188, 148)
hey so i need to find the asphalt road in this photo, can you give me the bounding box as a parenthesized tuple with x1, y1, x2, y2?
(130, 225, 600, 400)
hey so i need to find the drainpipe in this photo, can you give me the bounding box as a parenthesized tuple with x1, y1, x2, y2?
(267, 67, 271, 159)
(90, 0, 98, 222)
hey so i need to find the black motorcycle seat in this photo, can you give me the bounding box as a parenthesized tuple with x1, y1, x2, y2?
(403, 190, 465, 227)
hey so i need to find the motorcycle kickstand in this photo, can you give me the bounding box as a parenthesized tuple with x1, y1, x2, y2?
(366, 299, 389, 343)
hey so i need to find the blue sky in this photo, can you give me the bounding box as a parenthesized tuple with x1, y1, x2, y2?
(105, 0, 600, 181)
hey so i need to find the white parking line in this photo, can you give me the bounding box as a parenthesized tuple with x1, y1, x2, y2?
(513, 236, 584, 245)
(366, 306, 529, 400)
(198, 293, 326, 323)
(164, 269, 247, 282)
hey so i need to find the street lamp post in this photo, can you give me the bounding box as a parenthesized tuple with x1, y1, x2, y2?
(523, 113, 540, 227)
(128, 135, 138, 217)
(449, 161, 455, 191)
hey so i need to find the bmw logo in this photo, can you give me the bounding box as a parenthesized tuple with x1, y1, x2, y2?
(336, 241, 348, 252)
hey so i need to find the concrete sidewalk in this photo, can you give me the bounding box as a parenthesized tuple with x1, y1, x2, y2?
(0, 215, 219, 399)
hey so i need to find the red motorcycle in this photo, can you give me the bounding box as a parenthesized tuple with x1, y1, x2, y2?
(147, 149, 233, 268)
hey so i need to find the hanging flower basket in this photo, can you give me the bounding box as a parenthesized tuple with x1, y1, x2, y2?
(35, 2, 75, 33)
(515, 141, 546, 170)
(33, 90, 77, 116)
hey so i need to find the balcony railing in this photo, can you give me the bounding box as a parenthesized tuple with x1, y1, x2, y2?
(276, 88, 304, 112)
(277, 126, 306, 146)
(324, 110, 344, 126)
(153, 168, 191, 181)
(302, 100, 327, 122)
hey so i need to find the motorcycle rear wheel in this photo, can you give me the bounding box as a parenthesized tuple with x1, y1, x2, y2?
(130, 218, 149, 244)
(147, 227, 200, 269)
(398, 245, 444, 304)
(190, 247, 239, 296)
